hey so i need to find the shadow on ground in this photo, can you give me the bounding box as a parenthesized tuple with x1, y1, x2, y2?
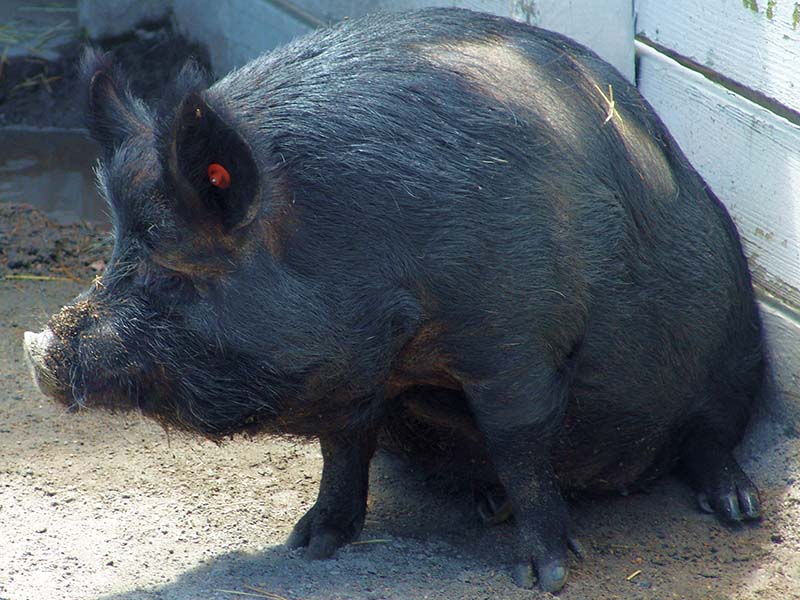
(96, 428, 797, 600)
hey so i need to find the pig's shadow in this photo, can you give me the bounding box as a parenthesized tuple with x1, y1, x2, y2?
(98, 417, 792, 600)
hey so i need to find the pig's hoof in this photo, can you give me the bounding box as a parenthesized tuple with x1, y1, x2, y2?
(696, 474, 761, 523)
(510, 528, 580, 592)
(293, 528, 345, 560)
(286, 505, 364, 559)
(512, 559, 568, 593)
(509, 510, 582, 592)
(683, 446, 761, 523)
(474, 485, 513, 525)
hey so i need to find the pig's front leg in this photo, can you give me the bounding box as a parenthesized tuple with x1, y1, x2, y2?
(286, 432, 377, 558)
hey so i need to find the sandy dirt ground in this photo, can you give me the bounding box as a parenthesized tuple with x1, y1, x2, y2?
(1, 274, 799, 600)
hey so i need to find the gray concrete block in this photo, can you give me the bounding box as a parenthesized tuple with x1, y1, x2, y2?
(78, 0, 172, 39)
(173, 0, 313, 76)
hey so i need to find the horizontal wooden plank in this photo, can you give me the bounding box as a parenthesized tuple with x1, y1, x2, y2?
(637, 41, 800, 309)
(635, 0, 800, 115)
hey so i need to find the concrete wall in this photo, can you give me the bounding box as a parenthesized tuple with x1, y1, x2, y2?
(79, 0, 171, 39)
(172, 0, 314, 76)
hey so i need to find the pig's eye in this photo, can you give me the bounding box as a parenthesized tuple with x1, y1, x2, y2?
(142, 270, 186, 297)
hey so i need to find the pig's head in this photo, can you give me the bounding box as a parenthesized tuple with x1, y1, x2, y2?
(23, 50, 357, 438)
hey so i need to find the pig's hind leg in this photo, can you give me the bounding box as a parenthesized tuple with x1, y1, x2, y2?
(679, 436, 761, 522)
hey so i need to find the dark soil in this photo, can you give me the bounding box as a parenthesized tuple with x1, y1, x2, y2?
(0, 203, 111, 282)
(0, 20, 211, 128)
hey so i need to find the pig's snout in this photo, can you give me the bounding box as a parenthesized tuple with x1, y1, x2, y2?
(24, 329, 63, 399)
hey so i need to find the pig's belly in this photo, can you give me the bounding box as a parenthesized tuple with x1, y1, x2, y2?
(383, 385, 681, 495)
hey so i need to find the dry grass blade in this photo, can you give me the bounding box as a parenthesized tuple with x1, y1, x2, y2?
(0, 18, 72, 51)
(18, 5, 78, 13)
(10, 75, 41, 94)
(9, 72, 61, 94)
(0, 24, 23, 45)
(244, 585, 292, 600)
(3, 274, 81, 282)
(593, 82, 625, 131)
(39, 72, 60, 92)
(57, 263, 84, 283)
(214, 588, 293, 600)
(24, 19, 71, 53)
(350, 538, 391, 545)
(626, 569, 642, 581)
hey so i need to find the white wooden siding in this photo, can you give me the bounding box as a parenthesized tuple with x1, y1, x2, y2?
(635, 0, 800, 115)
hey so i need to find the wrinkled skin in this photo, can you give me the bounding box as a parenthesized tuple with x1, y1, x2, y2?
(24, 9, 765, 593)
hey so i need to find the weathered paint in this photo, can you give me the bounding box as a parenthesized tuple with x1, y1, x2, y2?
(743, 0, 759, 12)
(512, 0, 538, 24)
(767, 0, 777, 19)
(755, 228, 776, 242)
(636, 0, 800, 113)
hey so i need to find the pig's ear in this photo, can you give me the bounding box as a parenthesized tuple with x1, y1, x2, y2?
(171, 92, 261, 231)
(157, 58, 211, 116)
(81, 48, 152, 153)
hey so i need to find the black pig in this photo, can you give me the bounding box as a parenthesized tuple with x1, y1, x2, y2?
(24, 8, 765, 593)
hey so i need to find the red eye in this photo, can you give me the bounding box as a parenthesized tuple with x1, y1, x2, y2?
(208, 163, 231, 189)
